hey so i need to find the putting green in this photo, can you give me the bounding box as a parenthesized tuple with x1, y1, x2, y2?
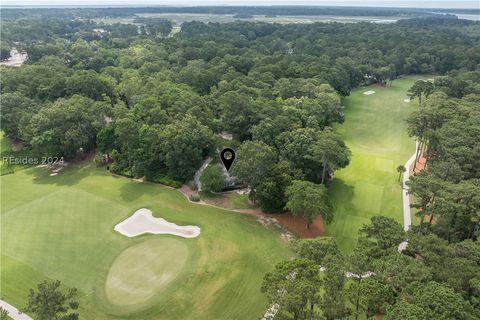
(1, 163, 291, 319)
(328, 76, 424, 252)
(105, 238, 189, 311)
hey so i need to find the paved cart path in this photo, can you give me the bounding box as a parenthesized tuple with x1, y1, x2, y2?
(0, 299, 33, 320)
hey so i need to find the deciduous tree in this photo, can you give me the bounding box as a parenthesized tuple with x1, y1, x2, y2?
(201, 164, 226, 192)
(285, 180, 333, 228)
(25, 280, 79, 320)
(231, 140, 276, 201)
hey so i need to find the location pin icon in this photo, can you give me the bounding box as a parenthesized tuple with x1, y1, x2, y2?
(220, 148, 235, 172)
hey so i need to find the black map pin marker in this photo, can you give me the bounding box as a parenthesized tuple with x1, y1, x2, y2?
(220, 148, 235, 172)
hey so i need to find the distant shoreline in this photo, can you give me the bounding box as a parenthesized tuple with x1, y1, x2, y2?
(0, 5, 478, 12)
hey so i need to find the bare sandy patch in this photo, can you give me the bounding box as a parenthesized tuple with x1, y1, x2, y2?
(0, 48, 27, 67)
(115, 208, 200, 238)
(363, 90, 375, 95)
(403, 98, 411, 103)
(219, 131, 233, 140)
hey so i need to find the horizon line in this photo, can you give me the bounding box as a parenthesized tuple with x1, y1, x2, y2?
(1, 4, 479, 10)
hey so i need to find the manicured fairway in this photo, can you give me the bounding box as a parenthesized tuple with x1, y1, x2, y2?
(327, 76, 423, 252)
(1, 163, 291, 319)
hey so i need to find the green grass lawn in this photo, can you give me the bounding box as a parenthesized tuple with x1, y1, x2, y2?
(327, 76, 426, 252)
(1, 162, 291, 319)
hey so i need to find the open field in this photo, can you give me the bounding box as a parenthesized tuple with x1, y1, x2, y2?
(136, 13, 399, 25)
(0, 163, 291, 319)
(93, 12, 480, 28)
(327, 76, 424, 252)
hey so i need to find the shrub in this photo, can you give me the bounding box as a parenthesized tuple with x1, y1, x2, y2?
(189, 193, 201, 202)
(109, 163, 133, 178)
(94, 152, 107, 167)
(200, 164, 226, 192)
(145, 171, 182, 188)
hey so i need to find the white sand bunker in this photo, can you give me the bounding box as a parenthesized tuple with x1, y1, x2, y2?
(115, 208, 200, 238)
(363, 90, 375, 95)
(403, 98, 411, 103)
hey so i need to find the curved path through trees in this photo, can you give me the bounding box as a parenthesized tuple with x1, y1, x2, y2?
(398, 140, 418, 251)
(0, 300, 33, 320)
(402, 141, 418, 231)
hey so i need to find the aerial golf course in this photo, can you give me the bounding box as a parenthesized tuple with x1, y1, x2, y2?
(1, 164, 291, 319)
(328, 76, 421, 252)
(1, 76, 420, 319)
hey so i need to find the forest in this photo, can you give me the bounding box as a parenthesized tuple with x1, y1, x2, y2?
(1, 8, 480, 319)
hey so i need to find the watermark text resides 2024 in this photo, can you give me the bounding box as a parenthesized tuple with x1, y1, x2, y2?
(2, 156, 64, 166)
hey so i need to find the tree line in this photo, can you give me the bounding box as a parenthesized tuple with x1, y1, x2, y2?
(406, 71, 480, 242)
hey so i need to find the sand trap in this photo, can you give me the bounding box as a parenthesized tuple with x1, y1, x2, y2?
(403, 98, 411, 103)
(363, 90, 375, 95)
(115, 208, 200, 238)
(50, 173, 58, 176)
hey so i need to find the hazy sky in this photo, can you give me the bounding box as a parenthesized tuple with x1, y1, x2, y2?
(2, 1, 479, 9)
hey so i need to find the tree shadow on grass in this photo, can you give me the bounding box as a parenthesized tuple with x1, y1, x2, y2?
(119, 180, 164, 202)
(26, 161, 169, 203)
(27, 163, 94, 187)
(329, 178, 355, 214)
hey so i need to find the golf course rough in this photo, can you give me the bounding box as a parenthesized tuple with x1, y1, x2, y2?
(327, 76, 421, 252)
(0, 164, 291, 319)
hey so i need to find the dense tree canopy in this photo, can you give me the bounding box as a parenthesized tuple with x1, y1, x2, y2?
(263, 217, 480, 320)
(25, 280, 79, 320)
(406, 75, 480, 241)
(285, 180, 333, 228)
